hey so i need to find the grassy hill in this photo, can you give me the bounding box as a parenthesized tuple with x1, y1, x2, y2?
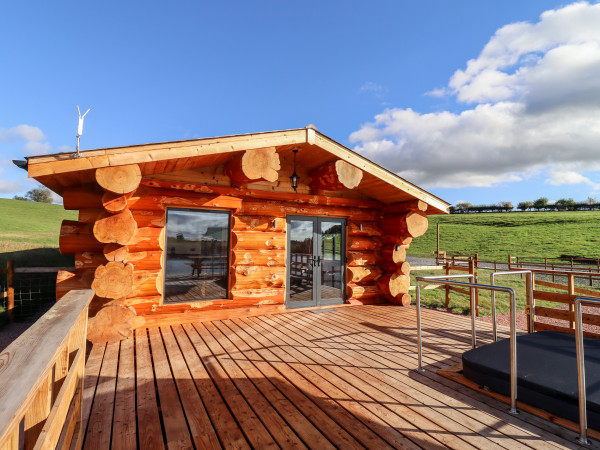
(407, 210, 600, 261)
(0, 198, 77, 267)
(2, 198, 600, 268)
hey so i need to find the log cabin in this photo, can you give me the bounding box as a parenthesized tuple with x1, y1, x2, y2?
(4, 127, 600, 448)
(21, 125, 449, 343)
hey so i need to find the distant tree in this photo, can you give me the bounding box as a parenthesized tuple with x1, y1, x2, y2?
(588, 197, 597, 205)
(455, 202, 472, 212)
(555, 198, 576, 210)
(533, 197, 549, 211)
(517, 201, 533, 211)
(498, 201, 513, 212)
(24, 186, 53, 203)
(12, 195, 28, 201)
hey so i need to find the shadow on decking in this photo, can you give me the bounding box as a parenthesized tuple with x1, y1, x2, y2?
(81, 305, 592, 449)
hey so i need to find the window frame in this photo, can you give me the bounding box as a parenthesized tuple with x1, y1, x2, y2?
(162, 206, 232, 305)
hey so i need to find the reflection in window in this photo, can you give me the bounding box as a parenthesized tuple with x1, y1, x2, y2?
(164, 208, 230, 303)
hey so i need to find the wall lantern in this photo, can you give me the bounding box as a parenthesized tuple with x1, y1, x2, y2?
(289, 149, 299, 192)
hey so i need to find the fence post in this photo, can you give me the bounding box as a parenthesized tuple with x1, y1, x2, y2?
(475, 253, 479, 270)
(590, 267, 594, 287)
(568, 273, 575, 329)
(7, 260, 14, 323)
(508, 254, 512, 270)
(469, 259, 479, 317)
(445, 262, 450, 308)
(530, 272, 536, 333)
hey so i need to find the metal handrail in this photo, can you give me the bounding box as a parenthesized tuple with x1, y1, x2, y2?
(416, 273, 476, 352)
(415, 275, 519, 414)
(574, 296, 600, 445)
(490, 271, 533, 341)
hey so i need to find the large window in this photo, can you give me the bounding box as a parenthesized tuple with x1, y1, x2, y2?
(164, 208, 230, 303)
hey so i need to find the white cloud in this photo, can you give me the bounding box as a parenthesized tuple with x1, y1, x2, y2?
(359, 82, 385, 95)
(545, 167, 600, 190)
(0, 124, 45, 142)
(0, 169, 25, 193)
(23, 140, 51, 154)
(350, 2, 600, 189)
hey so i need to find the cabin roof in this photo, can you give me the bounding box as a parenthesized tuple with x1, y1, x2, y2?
(24, 126, 449, 213)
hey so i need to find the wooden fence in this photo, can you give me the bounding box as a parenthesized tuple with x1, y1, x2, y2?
(0, 289, 93, 449)
(0, 261, 14, 323)
(414, 256, 600, 336)
(411, 260, 480, 315)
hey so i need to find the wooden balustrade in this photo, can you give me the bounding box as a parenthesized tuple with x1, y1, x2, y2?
(0, 289, 93, 449)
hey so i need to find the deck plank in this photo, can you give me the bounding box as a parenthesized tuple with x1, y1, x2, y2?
(183, 323, 278, 449)
(81, 304, 600, 449)
(171, 324, 249, 449)
(84, 341, 119, 450)
(294, 309, 538, 449)
(229, 317, 376, 448)
(159, 326, 221, 449)
(261, 313, 481, 450)
(234, 316, 426, 449)
(81, 342, 106, 440)
(111, 337, 136, 450)
(197, 322, 307, 449)
(147, 327, 193, 448)
(208, 320, 338, 449)
(134, 329, 165, 450)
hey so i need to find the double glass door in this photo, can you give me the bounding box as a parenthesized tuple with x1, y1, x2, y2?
(287, 216, 345, 308)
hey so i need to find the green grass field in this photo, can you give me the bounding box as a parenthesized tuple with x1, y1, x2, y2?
(0, 198, 77, 267)
(407, 211, 600, 261)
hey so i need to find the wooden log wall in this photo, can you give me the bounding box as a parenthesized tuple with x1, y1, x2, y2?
(58, 164, 145, 343)
(376, 200, 429, 306)
(55, 153, 431, 341)
(345, 220, 385, 305)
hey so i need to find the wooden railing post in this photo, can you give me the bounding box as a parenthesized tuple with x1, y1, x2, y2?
(508, 254, 512, 270)
(527, 271, 535, 333)
(469, 259, 479, 316)
(445, 262, 450, 308)
(568, 273, 575, 329)
(7, 260, 14, 323)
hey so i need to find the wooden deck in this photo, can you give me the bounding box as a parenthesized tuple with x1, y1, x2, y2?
(81, 304, 597, 449)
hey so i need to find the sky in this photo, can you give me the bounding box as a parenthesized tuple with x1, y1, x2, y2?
(1, 1, 600, 207)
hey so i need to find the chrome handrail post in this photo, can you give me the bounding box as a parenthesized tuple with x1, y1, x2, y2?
(490, 273, 498, 342)
(470, 284, 477, 348)
(509, 287, 518, 415)
(572, 296, 600, 445)
(574, 298, 589, 445)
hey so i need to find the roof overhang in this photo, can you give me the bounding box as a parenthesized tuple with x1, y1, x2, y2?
(24, 127, 449, 214)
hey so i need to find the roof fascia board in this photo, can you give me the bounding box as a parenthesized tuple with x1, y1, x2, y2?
(313, 132, 450, 213)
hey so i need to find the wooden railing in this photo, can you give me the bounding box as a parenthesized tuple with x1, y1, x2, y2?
(0, 261, 14, 323)
(0, 289, 93, 449)
(522, 269, 600, 337)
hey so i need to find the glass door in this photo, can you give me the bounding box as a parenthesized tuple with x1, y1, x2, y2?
(286, 216, 345, 308)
